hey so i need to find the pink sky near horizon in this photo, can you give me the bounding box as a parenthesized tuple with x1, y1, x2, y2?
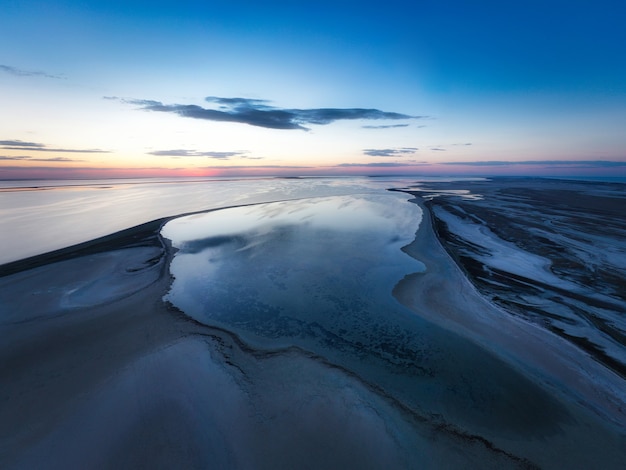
(2, 161, 625, 180)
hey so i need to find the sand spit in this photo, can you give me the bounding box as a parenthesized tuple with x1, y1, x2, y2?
(1, 188, 625, 469)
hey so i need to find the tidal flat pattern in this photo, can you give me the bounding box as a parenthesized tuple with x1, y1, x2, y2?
(408, 178, 626, 378)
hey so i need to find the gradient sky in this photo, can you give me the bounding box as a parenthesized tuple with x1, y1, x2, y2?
(1, 0, 625, 178)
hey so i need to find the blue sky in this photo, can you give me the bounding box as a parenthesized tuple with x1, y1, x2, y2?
(1, 0, 625, 178)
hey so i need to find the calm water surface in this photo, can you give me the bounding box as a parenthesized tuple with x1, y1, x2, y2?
(0, 177, 424, 264)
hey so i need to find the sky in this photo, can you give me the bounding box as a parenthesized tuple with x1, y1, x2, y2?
(1, 0, 625, 178)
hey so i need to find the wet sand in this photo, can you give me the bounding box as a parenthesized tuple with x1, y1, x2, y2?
(1, 187, 626, 469)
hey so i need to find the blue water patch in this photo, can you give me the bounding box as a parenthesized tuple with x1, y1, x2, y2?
(162, 193, 423, 343)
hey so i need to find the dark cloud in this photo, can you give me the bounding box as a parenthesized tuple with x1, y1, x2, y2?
(148, 149, 248, 159)
(206, 96, 270, 108)
(0, 140, 45, 147)
(430, 147, 447, 151)
(119, 96, 421, 131)
(1, 140, 109, 153)
(361, 124, 410, 129)
(442, 160, 626, 167)
(363, 147, 418, 157)
(451, 143, 472, 146)
(0, 65, 62, 79)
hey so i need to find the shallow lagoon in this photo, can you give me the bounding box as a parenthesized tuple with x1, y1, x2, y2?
(163, 193, 424, 342)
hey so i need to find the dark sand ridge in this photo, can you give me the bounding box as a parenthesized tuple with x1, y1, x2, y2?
(1, 194, 625, 468)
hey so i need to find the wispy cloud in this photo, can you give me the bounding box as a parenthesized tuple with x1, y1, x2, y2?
(363, 147, 418, 157)
(148, 149, 249, 159)
(0, 155, 82, 162)
(115, 96, 422, 131)
(361, 124, 410, 129)
(1, 140, 109, 153)
(336, 162, 424, 168)
(442, 160, 626, 167)
(202, 164, 311, 169)
(1, 147, 108, 154)
(430, 147, 446, 151)
(0, 65, 63, 79)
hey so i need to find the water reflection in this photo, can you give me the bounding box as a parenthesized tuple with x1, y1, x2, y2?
(162, 193, 423, 339)
(0, 176, 405, 264)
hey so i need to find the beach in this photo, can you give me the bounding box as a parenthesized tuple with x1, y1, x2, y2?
(1, 177, 626, 468)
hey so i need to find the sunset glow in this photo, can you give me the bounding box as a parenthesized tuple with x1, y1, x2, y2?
(1, 1, 625, 179)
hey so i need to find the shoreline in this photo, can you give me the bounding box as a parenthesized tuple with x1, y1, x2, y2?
(0, 218, 170, 278)
(0, 200, 295, 277)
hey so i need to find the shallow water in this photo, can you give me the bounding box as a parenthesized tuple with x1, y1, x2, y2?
(0, 176, 490, 266)
(0, 176, 408, 264)
(163, 193, 424, 335)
